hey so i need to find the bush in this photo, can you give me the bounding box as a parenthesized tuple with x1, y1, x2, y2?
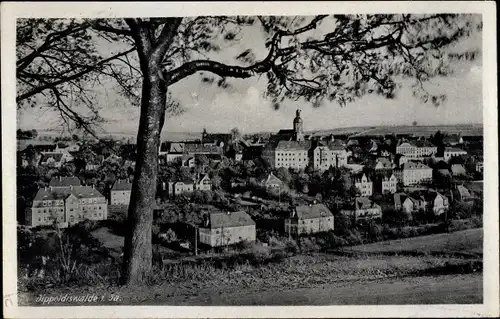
(268, 236, 284, 247)
(299, 237, 320, 252)
(249, 244, 272, 264)
(284, 238, 299, 254)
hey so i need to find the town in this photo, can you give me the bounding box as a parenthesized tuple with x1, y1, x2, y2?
(17, 109, 483, 260)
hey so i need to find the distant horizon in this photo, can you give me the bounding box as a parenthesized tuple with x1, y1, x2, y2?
(30, 122, 484, 137)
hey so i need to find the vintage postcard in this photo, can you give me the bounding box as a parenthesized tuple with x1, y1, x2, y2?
(2, 1, 498, 318)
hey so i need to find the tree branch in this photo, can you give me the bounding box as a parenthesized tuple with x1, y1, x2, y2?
(17, 48, 136, 102)
(17, 24, 88, 72)
(164, 15, 328, 86)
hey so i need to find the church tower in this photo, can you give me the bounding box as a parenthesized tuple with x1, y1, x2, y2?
(293, 109, 304, 142)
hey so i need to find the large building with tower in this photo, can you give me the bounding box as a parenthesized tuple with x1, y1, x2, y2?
(263, 109, 348, 171)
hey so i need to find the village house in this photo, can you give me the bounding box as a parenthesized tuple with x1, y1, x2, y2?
(444, 147, 467, 162)
(465, 155, 484, 174)
(393, 162, 432, 186)
(201, 129, 233, 153)
(312, 140, 349, 171)
(455, 185, 474, 203)
(39, 151, 73, 168)
(341, 197, 382, 223)
(374, 172, 398, 194)
(353, 173, 373, 197)
(104, 153, 122, 165)
(49, 176, 81, 189)
(27, 184, 108, 228)
(394, 192, 426, 214)
(394, 193, 413, 214)
(423, 191, 449, 215)
(262, 172, 284, 189)
(198, 211, 256, 248)
(34, 144, 57, 154)
(54, 142, 80, 153)
(443, 134, 464, 146)
(166, 177, 195, 198)
(284, 204, 334, 236)
(159, 142, 185, 162)
(274, 140, 310, 170)
(184, 142, 223, 156)
(450, 163, 467, 176)
(395, 140, 437, 159)
(374, 157, 394, 170)
(85, 154, 104, 170)
(195, 174, 212, 192)
(110, 179, 132, 206)
(464, 181, 483, 198)
(394, 154, 408, 167)
(181, 155, 196, 168)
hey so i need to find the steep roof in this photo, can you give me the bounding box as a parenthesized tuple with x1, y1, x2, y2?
(443, 134, 462, 144)
(169, 176, 195, 185)
(375, 157, 393, 168)
(112, 180, 132, 191)
(264, 172, 283, 186)
(436, 169, 452, 176)
(450, 164, 467, 174)
(394, 192, 407, 207)
(400, 162, 431, 170)
(352, 173, 370, 183)
(375, 170, 395, 181)
(184, 143, 221, 154)
(355, 197, 381, 210)
(34, 144, 57, 152)
(34, 185, 105, 201)
(49, 176, 81, 187)
(317, 140, 346, 151)
(206, 211, 255, 228)
(445, 147, 467, 153)
(40, 152, 63, 162)
(276, 140, 311, 151)
(456, 185, 472, 199)
(397, 141, 416, 147)
(294, 203, 333, 219)
(464, 181, 483, 194)
(197, 173, 211, 184)
(422, 191, 448, 203)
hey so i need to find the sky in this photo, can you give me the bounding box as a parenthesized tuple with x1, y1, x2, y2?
(17, 15, 483, 135)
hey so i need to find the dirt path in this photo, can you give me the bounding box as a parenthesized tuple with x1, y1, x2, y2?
(150, 273, 482, 306)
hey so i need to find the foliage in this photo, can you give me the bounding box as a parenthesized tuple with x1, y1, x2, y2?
(17, 129, 38, 139)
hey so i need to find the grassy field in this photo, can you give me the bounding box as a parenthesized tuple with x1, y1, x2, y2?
(91, 227, 123, 257)
(348, 228, 482, 257)
(19, 228, 483, 306)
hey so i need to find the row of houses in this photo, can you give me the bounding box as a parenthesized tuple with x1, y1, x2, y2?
(196, 188, 454, 248)
(394, 191, 449, 215)
(198, 203, 335, 247)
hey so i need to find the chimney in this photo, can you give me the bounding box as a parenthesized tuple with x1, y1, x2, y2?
(59, 176, 62, 181)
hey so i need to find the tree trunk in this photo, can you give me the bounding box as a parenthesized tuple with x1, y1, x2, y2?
(121, 63, 166, 285)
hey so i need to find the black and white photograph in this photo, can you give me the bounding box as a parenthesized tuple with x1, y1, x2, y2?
(2, 1, 498, 318)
